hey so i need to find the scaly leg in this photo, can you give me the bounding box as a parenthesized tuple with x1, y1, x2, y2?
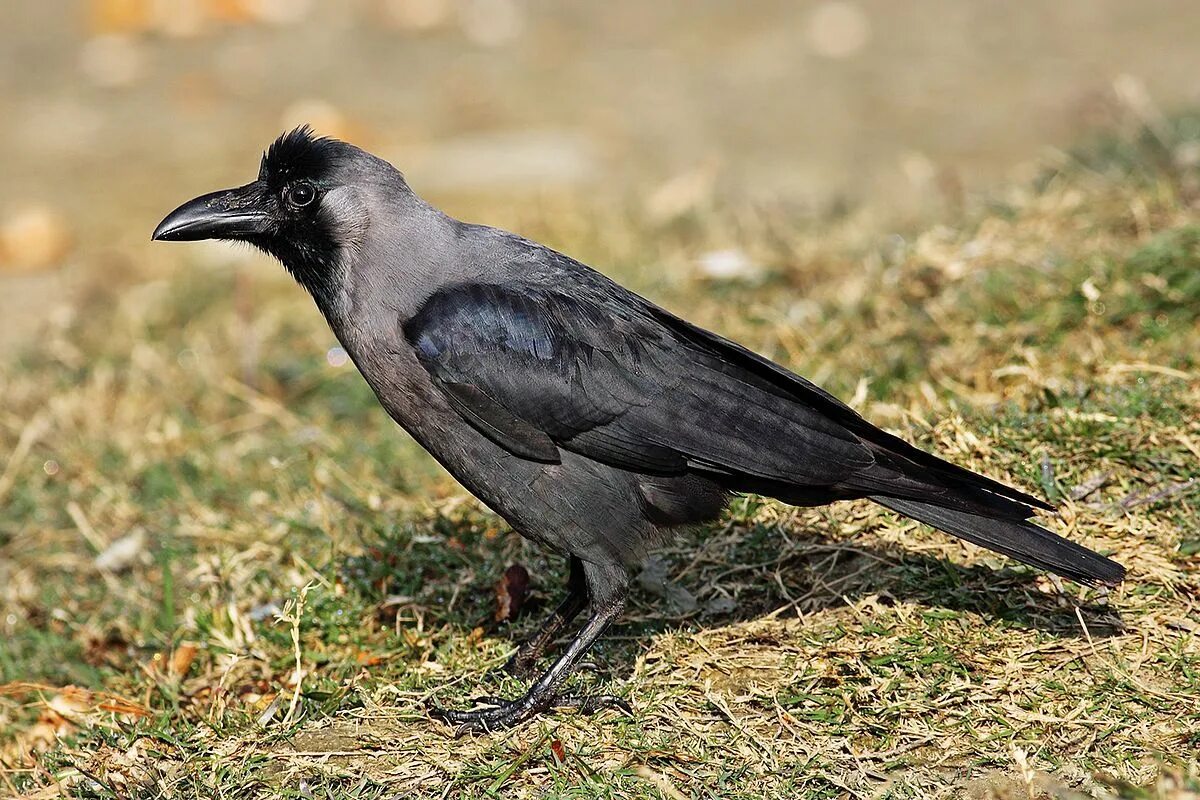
(503, 556, 588, 678)
(428, 559, 631, 735)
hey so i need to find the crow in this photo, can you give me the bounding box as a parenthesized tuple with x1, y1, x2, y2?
(154, 127, 1124, 734)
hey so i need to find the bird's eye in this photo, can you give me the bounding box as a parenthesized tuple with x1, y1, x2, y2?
(285, 181, 317, 208)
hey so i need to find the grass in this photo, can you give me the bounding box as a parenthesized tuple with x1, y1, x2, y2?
(2, 113, 1199, 799)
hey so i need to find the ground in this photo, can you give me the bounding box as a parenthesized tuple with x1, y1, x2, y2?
(1, 117, 1198, 799)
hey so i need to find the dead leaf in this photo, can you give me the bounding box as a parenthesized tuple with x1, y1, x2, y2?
(170, 642, 198, 676)
(355, 650, 385, 667)
(0, 682, 149, 718)
(494, 563, 530, 622)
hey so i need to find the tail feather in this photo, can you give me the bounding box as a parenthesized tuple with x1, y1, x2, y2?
(862, 437, 1055, 513)
(872, 496, 1125, 586)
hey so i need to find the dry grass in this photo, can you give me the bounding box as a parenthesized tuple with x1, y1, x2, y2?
(1, 116, 1198, 799)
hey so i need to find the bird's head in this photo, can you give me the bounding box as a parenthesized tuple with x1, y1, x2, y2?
(153, 126, 393, 303)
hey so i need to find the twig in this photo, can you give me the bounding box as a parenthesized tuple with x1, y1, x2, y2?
(276, 582, 314, 727)
(0, 415, 48, 505)
(66, 502, 107, 555)
(1120, 478, 1198, 509)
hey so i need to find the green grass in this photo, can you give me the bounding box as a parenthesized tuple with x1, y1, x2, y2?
(2, 116, 1199, 799)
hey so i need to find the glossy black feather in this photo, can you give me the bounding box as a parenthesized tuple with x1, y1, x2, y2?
(258, 126, 346, 191)
(645, 304, 1055, 513)
(438, 381, 560, 462)
(405, 281, 874, 486)
(405, 274, 1044, 515)
(874, 497, 1125, 586)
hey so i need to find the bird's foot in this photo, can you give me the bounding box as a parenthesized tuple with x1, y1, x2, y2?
(427, 691, 631, 736)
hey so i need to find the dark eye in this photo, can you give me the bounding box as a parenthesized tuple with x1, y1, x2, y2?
(285, 181, 317, 208)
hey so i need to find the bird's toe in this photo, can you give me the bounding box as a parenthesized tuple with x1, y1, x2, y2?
(426, 689, 631, 734)
(553, 693, 633, 716)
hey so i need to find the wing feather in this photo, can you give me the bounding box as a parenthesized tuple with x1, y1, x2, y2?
(404, 281, 873, 486)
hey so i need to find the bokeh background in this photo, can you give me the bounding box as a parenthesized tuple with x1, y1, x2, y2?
(4, 0, 1200, 349)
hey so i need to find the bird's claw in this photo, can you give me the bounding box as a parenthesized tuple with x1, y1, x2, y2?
(553, 693, 632, 716)
(426, 695, 541, 736)
(426, 691, 631, 736)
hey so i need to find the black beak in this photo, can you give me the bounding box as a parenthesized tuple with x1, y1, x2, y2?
(152, 182, 273, 242)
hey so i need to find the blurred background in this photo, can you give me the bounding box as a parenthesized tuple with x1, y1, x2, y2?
(3, 0, 1200, 352)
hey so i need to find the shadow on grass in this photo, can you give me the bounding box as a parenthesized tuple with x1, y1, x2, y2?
(340, 510, 1124, 697)
(674, 536, 1124, 637)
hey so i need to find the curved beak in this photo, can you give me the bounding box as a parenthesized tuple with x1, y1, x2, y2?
(152, 182, 272, 242)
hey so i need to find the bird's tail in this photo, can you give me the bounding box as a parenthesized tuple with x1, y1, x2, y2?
(871, 496, 1125, 586)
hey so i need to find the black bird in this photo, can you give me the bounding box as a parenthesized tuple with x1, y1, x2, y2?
(154, 128, 1124, 734)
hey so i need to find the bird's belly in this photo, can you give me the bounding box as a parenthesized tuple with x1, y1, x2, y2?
(423, 427, 667, 565)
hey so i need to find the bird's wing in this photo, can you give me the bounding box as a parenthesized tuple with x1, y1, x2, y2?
(644, 298, 1054, 512)
(403, 280, 875, 486)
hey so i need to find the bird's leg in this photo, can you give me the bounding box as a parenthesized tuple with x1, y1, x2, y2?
(429, 560, 630, 735)
(502, 556, 588, 678)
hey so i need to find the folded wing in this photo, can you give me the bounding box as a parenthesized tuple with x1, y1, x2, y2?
(403, 281, 874, 486)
